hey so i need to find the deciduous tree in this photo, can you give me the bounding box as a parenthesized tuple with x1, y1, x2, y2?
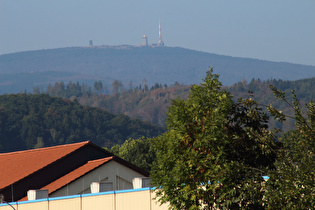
(264, 86, 315, 209)
(151, 69, 278, 209)
(110, 137, 157, 171)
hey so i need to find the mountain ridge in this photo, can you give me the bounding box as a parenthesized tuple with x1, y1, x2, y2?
(0, 45, 314, 93)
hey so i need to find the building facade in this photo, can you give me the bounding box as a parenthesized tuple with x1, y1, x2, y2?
(0, 141, 149, 203)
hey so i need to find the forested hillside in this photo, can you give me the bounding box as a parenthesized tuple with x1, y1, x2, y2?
(37, 77, 315, 130)
(39, 81, 189, 126)
(226, 77, 315, 131)
(1, 76, 312, 153)
(0, 94, 165, 152)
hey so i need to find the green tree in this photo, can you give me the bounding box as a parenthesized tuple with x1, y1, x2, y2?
(264, 86, 315, 209)
(151, 69, 278, 209)
(110, 137, 156, 171)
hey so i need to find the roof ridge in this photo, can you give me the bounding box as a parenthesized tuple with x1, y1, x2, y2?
(0, 141, 91, 156)
(88, 156, 114, 163)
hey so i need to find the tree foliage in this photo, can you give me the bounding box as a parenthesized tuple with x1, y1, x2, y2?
(42, 80, 187, 126)
(150, 69, 279, 209)
(109, 137, 157, 171)
(264, 86, 315, 209)
(0, 94, 165, 152)
(38, 77, 315, 130)
(107, 78, 315, 209)
(227, 77, 315, 132)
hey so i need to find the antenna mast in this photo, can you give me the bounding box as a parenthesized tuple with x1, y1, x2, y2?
(158, 18, 164, 47)
(159, 18, 161, 41)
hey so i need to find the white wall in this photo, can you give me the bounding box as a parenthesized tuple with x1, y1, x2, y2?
(50, 160, 146, 197)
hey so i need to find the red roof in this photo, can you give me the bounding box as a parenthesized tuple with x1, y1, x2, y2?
(19, 156, 115, 201)
(41, 157, 114, 194)
(0, 140, 149, 202)
(0, 141, 90, 190)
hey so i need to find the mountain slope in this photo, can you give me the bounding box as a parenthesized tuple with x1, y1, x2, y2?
(0, 45, 314, 93)
(0, 94, 165, 152)
(39, 77, 315, 130)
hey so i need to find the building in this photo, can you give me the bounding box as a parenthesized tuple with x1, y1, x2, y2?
(0, 187, 169, 210)
(141, 19, 165, 47)
(142, 35, 148, 46)
(0, 141, 149, 203)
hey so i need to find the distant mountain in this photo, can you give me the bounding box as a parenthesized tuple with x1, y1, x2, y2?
(0, 45, 314, 93)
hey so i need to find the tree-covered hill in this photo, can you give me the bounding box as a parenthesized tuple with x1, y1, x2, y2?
(37, 77, 315, 130)
(226, 77, 315, 131)
(1, 45, 315, 93)
(0, 94, 165, 153)
(40, 81, 190, 126)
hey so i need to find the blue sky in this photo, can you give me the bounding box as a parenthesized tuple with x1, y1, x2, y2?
(0, 0, 314, 65)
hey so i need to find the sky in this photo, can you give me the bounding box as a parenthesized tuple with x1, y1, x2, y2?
(0, 0, 314, 66)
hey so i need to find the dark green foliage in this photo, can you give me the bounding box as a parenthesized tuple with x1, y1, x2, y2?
(0, 94, 165, 152)
(109, 137, 157, 171)
(150, 69, 279, 209)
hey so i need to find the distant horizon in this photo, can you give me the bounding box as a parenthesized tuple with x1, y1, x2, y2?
(0, 1, 314, 66)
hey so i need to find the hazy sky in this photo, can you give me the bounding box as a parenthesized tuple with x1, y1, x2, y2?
(0, 0, 314, 65)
